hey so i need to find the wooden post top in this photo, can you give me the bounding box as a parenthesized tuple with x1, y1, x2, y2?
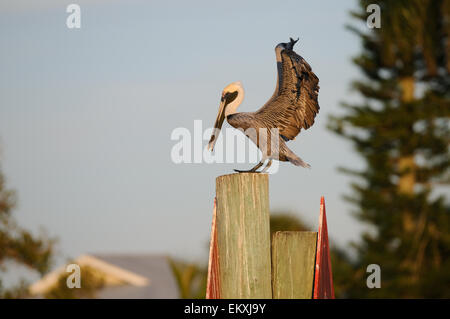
(216, 172, 269, 182)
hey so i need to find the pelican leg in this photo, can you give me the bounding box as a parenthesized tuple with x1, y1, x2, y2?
(234, 160, 265, 173)
(261, 159, 273, 173)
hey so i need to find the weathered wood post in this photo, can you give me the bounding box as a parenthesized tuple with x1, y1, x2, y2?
(271, 231, 317, 298)
(206, 176, 334, 299)
(214, 173, 272, 298)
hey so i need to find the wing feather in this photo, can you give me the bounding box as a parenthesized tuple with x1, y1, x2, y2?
(256, 44, 320, 140)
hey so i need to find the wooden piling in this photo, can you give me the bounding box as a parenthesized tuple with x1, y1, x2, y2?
(215, 173, 272, 299)
(271, 231, 317, 299)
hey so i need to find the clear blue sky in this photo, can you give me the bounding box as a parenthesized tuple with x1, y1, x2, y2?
(0, 0, 366, 280)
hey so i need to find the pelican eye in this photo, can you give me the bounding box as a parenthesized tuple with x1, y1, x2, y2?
(224, 91, 238, 105)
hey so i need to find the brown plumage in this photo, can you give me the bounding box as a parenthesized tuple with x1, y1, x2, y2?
(257, 39, 320, 141)
(208, 38, 320, 172)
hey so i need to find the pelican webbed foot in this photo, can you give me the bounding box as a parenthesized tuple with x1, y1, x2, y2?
(261, 159, 273, 173)
(233, 160, 267, 173)
(234, 169, 258, 173)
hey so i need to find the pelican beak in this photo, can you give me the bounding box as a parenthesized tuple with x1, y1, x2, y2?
(208, 97, 226, 151)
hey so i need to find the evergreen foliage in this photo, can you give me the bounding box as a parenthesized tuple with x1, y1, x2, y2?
(329, 0, 450, 297)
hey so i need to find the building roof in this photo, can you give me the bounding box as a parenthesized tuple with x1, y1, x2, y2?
(92, 254, 179, 299)
(29, 253, 179, 299)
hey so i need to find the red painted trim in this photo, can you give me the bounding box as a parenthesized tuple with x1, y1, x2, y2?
(206, 198, 221, 299)
(313, 196, 335, 299)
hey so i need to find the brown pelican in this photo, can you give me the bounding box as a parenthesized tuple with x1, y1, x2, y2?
(208, 38, 320, 172)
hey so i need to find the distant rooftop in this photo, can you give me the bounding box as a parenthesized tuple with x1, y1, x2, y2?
(29, 253, 179, 299)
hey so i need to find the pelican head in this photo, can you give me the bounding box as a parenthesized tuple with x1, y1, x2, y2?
(208, 81, 244, 151)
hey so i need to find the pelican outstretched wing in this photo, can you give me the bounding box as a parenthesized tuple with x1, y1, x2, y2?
(256, 38, 320, 141)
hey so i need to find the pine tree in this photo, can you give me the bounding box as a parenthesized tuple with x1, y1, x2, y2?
(0, 153, 55, 298)
(329, 0, 450, 297)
